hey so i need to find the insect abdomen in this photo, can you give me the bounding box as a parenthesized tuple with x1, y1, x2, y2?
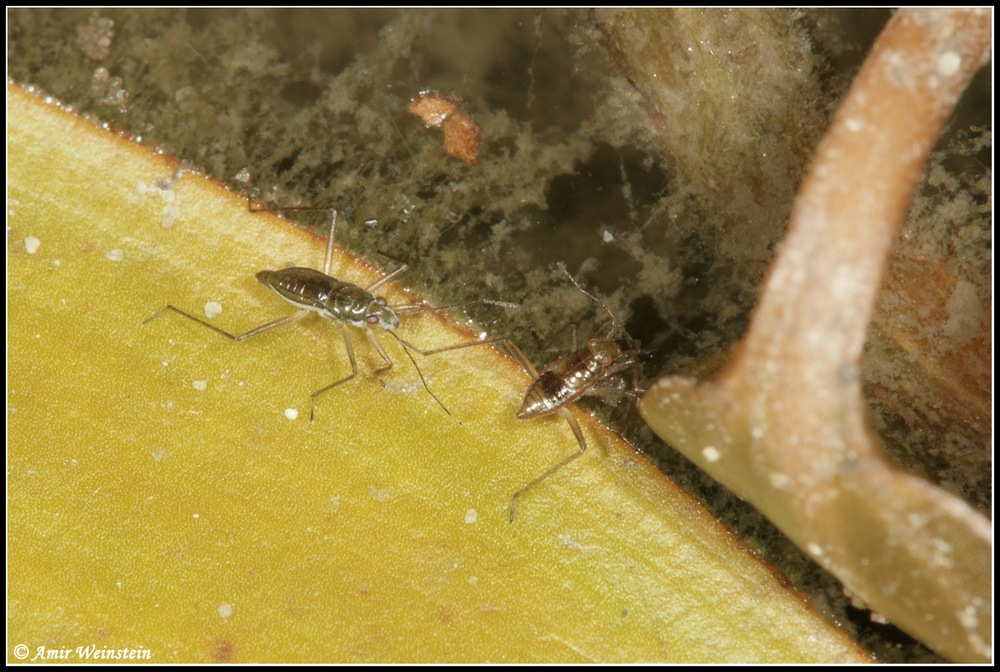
(517, 348, 604, 419)
(257, 267, 374, 324)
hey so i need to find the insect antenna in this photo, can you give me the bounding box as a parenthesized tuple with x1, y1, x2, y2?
(391, 332, 451, 416)
(556, 262, 619, 340)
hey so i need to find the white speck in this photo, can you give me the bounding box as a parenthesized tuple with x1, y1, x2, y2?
(601, 228, 615, 243)
(234, 167, 251, 182)
(557, 533, 585, 552)
(464, 509, 478, 524)
(152, 449, 165, 461)
(117, 581, 122, 589)
(930, 537, 954, 568)
(369, 485, 393, 501)
(162, 360, 169, 367)
(162, 200, 181, 228)
(218, 602, 233, 619)
(702, 446, 721, 462)
(193, 513, 200, 519)
(769, 472, 791, 488)
(807, 542, 823, 557)
(284, 408, 299, 421)
(192, 380, 207, 391)
(957, 604, 979, 630)
(844, 117, 863, 132)
(204, 301, 222, 318)
(105, 248, 124, 262)
(937, 51, 961, 77)
(70, 459, 79, 467)
(468, 576, 478, 586)
(25, 237, 41, 254)
(52, 259, 61, 266)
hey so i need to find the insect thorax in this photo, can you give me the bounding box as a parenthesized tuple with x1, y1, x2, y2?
(257, 268, 398, 329)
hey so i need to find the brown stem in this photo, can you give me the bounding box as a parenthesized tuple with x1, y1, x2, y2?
(641, 9, 992, 662)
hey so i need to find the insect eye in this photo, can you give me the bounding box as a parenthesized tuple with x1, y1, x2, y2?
(598, 353, 613, 366)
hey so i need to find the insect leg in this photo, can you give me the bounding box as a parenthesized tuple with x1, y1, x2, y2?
(509, 408, 587, 523)
(323, 209, 337, 275)
(396, 334, 513, 360)
(390, 297, 519, 317)
(309, 324, 359, 422)
(245, 201, 341, 275)
(307, 326, 453, 419)
(399, 334, 541, 384)
(388, 332, 450, 415)
(142, 306, 310, 341)
(365, 249, 409, 293)
(400, 333, 591, 523)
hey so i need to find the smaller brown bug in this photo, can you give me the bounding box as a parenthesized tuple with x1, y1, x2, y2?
(419, 263, 639, 522)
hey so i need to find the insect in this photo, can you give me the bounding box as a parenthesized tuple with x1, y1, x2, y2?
(505, 266, 639, 522)
(143, 208, 453, 420)
(419, 263, 639, 522)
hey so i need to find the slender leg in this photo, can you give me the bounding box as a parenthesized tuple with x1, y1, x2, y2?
(142, 305, 310, 341)
(396, 331, 594, 523)
(390, 297, 519, 317)
(308, 327, 452, 419)
(365, 249, 409, 293)
(398, 334, 541, 382)
(362, 327, 395, 378)
(244, 202, 341, 276)
(395, 334, 515, 361)
(309, 324, 359, 422)
(508, 408, 587, 523)
(323, 210, 336, 275)
(387, 332, 450, 415)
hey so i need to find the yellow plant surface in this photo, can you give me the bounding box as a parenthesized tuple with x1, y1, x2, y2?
(7, 82, 869, 664)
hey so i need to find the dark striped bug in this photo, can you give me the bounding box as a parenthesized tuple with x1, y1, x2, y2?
(143, 208, 462, 420)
